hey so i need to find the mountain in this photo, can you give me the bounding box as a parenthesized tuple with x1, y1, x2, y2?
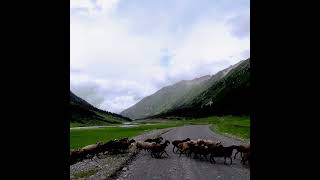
(70, 91, 131, 126)
(121, 58, 249, 119)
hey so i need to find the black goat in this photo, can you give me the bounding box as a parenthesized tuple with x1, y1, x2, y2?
(210, 145, 237, 165)
(97, 138, 135, 155)
(188, 143, 213, 161)
(108, 139, 136, 154)
(97, 140, 117, 155)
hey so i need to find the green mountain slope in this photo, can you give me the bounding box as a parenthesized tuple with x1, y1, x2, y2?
(70, 91, 131, 127)
(120, 58, 249, 119)
(156, 58, 250, 118)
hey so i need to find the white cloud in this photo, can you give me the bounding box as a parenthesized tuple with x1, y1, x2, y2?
(70, 0, 250, 113)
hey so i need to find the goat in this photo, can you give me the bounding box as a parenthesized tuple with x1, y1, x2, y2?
(198, 139, 222, 147)
(81, 142, 102, 160)
(187, 142, 203, 159)
(107, 139, 136, 154)
(178, 141, 193, 157)
(136, 141, 156, 152)
(234, 144, 250, 159)
(70, 149, 86, 165)
(210, 145, 237, 165)
(150, 140, 170, 158)
(97, 140, 117, 155)
(172, 138, 190, 153)
(144, 137, 163, 144)
(241, 152, 250, 165)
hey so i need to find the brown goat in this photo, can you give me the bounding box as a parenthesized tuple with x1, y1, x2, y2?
(81, 142, 102, 160)
(241, 152, 250, 165)
(178, 141, 194, 157)
(172, 138, 190, 153)
(150, 140, 170, 158)
(70, 149, 86, 165)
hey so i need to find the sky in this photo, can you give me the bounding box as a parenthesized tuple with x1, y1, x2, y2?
(70, 0, 250, 113)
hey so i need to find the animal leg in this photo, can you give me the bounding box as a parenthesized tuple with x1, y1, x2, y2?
(164, 150, 169, 157)
(179, 150, 184, 157)
(211, 156, 216, 164)
(234, 151, 239, 159)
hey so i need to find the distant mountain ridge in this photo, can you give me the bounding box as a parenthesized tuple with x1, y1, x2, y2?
(70, 91, 131, 126)
(121, 59, 249, 119)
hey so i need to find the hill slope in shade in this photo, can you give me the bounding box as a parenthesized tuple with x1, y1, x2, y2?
(70, 91, 131, 126)
(155, 59, 250, 118)
(121, 59, 249, 119)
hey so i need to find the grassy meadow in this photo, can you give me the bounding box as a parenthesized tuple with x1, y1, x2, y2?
(70, 116, 250, 150)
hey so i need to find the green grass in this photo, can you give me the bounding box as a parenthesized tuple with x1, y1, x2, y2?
(70, 122, 182, 149)
(70, 116, 250, 150)
(138, 116, 250, 141)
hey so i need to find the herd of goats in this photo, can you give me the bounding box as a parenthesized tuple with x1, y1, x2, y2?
(70, 137, 250, 166)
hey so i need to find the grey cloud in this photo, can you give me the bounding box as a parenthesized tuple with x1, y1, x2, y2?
(71, 81, 105, 107)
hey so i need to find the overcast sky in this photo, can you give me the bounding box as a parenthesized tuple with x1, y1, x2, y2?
(70, 0, 250, 113)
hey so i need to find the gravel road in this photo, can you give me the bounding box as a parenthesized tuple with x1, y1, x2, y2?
(113, 125, 250, 180)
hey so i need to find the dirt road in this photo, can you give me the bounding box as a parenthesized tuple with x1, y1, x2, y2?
(113, 125, 250, 180)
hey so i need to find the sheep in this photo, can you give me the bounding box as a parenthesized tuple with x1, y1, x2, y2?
(234, 144, 250, 159)
(135, 141, 156, 152)
(144, 137, 163, 144)
(209, 145, 237, 165)
(172, 138, 190, 153)
(150, 140, 170, 158)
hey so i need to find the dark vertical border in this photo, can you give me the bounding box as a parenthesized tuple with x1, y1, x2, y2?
(1, 1, 70, 179)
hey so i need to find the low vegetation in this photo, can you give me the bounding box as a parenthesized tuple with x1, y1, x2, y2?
(73, 168, 99, 179)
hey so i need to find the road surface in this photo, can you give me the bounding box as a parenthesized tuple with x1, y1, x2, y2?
(114, 125, 250, 180)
